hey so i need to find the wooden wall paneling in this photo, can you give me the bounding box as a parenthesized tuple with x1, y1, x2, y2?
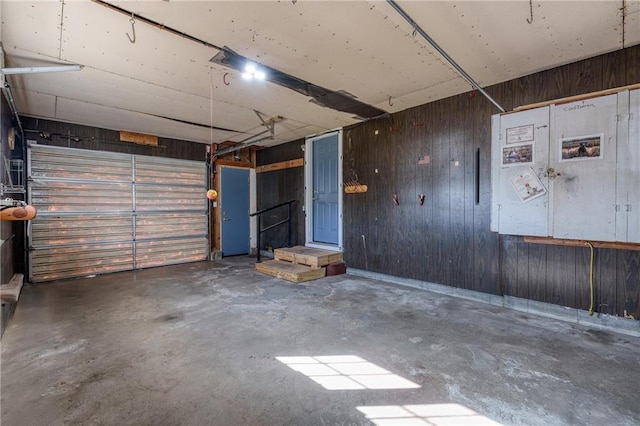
(619, 251, 640, 319)
(256, 139, 304, 166)
(375, 119, 397, 275)
(596, 248, 618, 316)
(396, 111, 420, 279)
(342, 127, 363, 269)
(421, 103, 440, 282)
(431, 100, 452, 286)
(527, 243, 548, 302)
(291, 165, 305, 246)
(511, 75, 535, 111)
(357, 125, 378, 271)
(21, 118, 204, 161)
(461, 95, 478, 290)
(449, 94, 467, 287)
(393, 116, 410, 278)
(602, 48, 628, 89)
(362, 121, 381, 273)
(574, 244, 592, 311)
(626, 47, 638, 84)
(414, 107, 434, 282)
(258, 169, 285, 250)
(500, 235, 519, 297)
(515, 237, 531, 300)
(255, 139, 306, 250)
(345, 123, 379, 271)
(472, 97, 500, 294)
(552, 55, 604, 100)
(381, 117, 398, 276)
(426, 106, 439, 283)
(343, 126, 357, 267)
(545, 245, 576, 308)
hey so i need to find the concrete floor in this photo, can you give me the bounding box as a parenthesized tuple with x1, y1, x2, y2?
(1, 257, 639, 426)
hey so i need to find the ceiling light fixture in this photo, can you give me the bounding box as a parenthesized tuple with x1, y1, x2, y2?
(210, 47, 386, 119)
(241, 62, 266, 81)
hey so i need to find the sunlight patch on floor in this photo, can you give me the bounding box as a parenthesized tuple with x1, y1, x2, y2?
(276, 355, 421, 390)
(356, 403, 503, 426)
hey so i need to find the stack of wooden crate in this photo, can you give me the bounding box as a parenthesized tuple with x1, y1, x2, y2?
(255, 246, 343, 283)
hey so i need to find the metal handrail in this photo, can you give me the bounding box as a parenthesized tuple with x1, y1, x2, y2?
(250, 199, 296, 263)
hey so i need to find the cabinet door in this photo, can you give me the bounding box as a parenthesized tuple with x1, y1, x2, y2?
(492, 107, 550, 236)
(622, 89, 640, 243)
(550, 94, 618, 241)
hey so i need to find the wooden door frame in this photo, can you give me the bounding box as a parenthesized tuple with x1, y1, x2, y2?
(209, 144, 257, 258)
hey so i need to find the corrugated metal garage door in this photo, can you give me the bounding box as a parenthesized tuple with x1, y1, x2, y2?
(28, 145, 208, 282)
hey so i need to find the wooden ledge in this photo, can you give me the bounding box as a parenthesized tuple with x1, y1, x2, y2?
(524, 237, 640, 251)
(1, 273, 24, 303)
(511, 83, 640, 113)
(255, 158, 303, 173)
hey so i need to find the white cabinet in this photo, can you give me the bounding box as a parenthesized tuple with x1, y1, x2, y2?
(491, 89, 639, 243)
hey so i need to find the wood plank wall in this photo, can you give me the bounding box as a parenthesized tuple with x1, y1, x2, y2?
(19, 117, 205, 161)
(255, 141, 305, 250)
(258, 45, 640, 320)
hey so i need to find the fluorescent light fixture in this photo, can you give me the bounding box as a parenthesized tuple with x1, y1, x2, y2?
(254, 70, 266, 80)
(242, 72, 253, 80)
(1, 65, 83, 75)
(244, 62, 257, 74)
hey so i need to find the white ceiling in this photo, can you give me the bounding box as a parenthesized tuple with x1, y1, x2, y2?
(1, 0, 639, 147)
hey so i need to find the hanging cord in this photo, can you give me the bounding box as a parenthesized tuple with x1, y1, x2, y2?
(526, 0, 534, 24)
(585, 241, 595, 316)
(210, 68, 214, 152)
(126, 13, 136, 43)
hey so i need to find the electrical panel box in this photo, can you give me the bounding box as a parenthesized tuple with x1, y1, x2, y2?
(491, 89, 639, 243)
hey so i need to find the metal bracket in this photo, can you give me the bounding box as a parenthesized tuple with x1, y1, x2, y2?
(213, 110, 283, 157)
(0, 198, 26, 208)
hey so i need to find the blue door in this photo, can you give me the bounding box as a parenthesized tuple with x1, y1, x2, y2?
(312, 134, 339, 244)
(221, 167, 249, 256)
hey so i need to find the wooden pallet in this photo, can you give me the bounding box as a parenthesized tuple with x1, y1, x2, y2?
(274, 246, 343, 268)
(256, 260, 326, 283)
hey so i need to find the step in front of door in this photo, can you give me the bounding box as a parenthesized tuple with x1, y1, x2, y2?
(274, 246, 343, 268)
(256, 260, 326, 283)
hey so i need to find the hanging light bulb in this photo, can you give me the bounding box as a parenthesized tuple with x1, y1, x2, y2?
(254, 70, 266, 80)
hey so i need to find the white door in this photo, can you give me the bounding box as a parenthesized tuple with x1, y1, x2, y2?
(305, 130, 343, 250)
